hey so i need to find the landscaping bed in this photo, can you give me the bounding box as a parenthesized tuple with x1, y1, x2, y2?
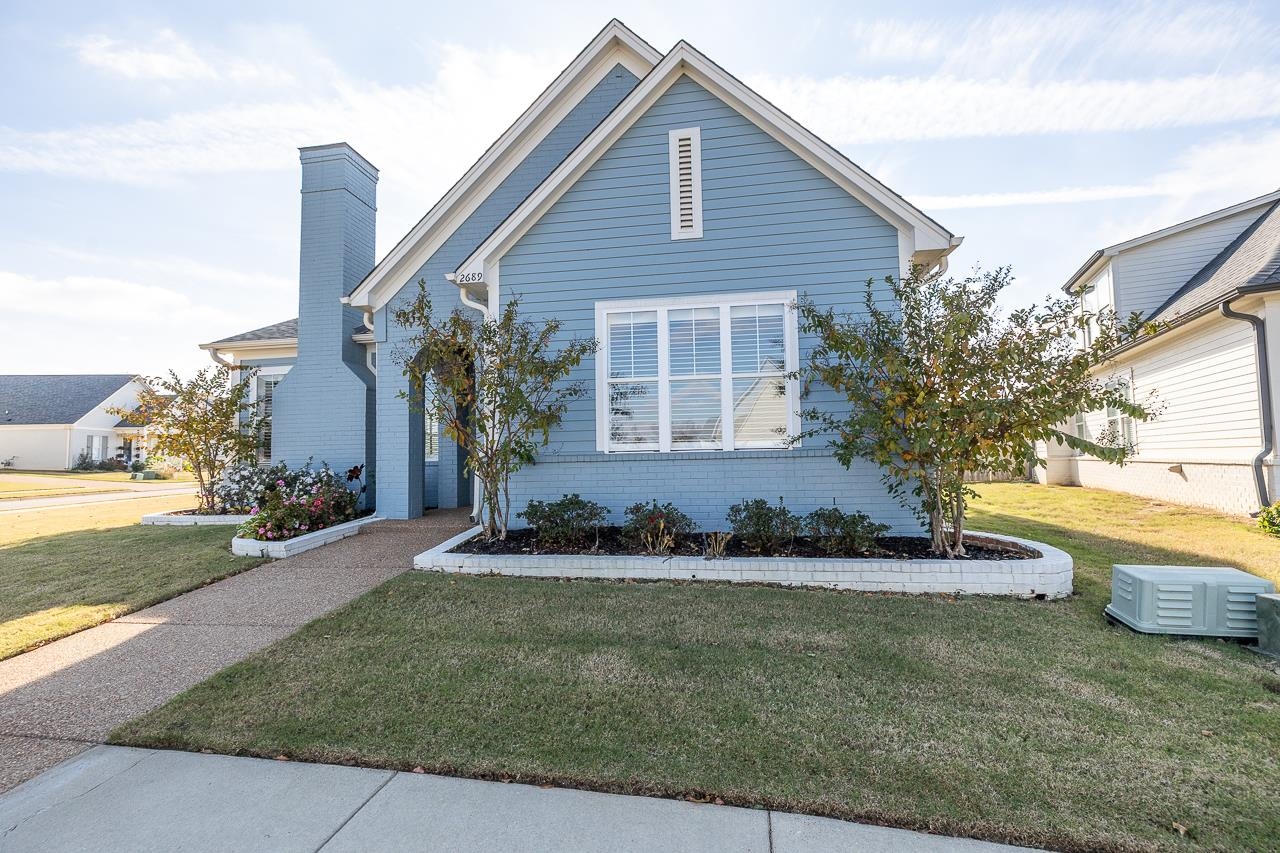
(452, 526, 1039, 560)
(141, 510, 250, 526)
(112, 485, 1280, 851)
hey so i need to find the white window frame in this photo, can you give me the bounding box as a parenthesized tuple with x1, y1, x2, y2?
(1104, 370, 1137, 449)
(248, 366, 291, 464)
(594, 290, 800, 453)
(668, 127, 703, 240)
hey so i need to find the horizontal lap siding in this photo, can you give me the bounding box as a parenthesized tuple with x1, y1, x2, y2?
(372, 64, 640, 518)
(1114, 208, 1262, 318)
(1079, 314, 1261, 464)
(500, 75, 913, 530)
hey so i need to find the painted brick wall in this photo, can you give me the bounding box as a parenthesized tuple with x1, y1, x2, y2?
(272, 144, 378, 485)
(499, 75, 913, 530)
(1058, 458, 1268, 517)
(373, 64, 641, 518)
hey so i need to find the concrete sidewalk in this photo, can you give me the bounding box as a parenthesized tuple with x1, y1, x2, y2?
(0, 746, 1036, 853)
(0, 512, 472, 792)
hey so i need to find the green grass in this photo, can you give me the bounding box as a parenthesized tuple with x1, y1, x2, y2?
(0, 505, 266, 659)
(112, 485, 1280, 852)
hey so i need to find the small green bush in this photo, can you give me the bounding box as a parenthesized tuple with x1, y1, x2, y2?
(804, 506, 888, 555)
(1259, 503, 1280, 536)
(726, 497, 801, 556)
(519, 494, 609, 549)
(623, 500, 695, 554)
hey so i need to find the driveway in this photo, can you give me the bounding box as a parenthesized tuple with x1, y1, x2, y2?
(0, 746, 1034, 852)
(0, 511, 472, 792)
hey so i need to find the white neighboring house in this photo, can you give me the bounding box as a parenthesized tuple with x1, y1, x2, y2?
(0, 374, 149, 470)
(1042, 190, 1280, 516)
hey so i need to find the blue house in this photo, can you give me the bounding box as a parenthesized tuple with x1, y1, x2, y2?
(200, 21, 960, 530)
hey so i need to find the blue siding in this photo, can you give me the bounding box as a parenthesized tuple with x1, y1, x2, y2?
(500, 75, 916, 531)
(372, 64, 641, 518)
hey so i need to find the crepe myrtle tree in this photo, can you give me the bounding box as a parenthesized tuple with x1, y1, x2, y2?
(394, 281, 598, 540)
(112, 366, 261, 513)
(794, 265, 1159, 557)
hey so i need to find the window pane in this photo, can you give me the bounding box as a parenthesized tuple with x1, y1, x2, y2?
(670, 378, 722, 448)
(609, 381, 659, 447)
(731, 303, 785, 373)
(733, 376, 787, 445)
(669, 306, 720, 376)
(608, 311, 658, 379)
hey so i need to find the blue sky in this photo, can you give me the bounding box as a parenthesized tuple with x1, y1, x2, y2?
(4, 0, 1280, 374)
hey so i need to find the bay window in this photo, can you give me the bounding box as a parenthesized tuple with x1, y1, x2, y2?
(596, 291, 798, 453)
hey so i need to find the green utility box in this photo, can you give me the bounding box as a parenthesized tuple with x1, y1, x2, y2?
(1105, 565, 1275, 638)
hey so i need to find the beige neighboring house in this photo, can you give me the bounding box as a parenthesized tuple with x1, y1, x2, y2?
(0, 374, 149, 470)
(1042, 190, 1280, 516)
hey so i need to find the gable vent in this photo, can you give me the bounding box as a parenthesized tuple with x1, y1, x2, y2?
(668, 127, 703, 240)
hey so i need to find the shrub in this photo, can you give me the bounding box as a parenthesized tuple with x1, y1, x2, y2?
(622, 500, 695, 555)
(216, 459, 337, 514)
(72, 451, 94, 471)
(725, 497, 801, 556)
(1259, 503, 1280, 537)
(96, 458, 128, 472)
(236, 474, 359, 541)
(518, 494, 609, 550)
(804, 507, 889, 555)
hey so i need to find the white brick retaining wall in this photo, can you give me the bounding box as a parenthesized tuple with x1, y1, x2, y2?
(415, 529, 1073, 599)
(231, 515, 381, 558)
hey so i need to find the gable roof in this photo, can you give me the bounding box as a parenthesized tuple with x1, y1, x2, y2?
(201, 318, 298, 349)
(1150, 200, 1280, 323)
(343, 20, 662, 313)
(1062, 188, 1280, 294)
(454, 40, 959, 290)
(0, 374, 136, 426)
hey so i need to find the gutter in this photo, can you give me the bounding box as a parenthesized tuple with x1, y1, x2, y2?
(444, 273, 487, 524)
(1219, 298, 1273, 511)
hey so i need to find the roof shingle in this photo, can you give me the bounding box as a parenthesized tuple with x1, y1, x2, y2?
(0, 375, 136, 425)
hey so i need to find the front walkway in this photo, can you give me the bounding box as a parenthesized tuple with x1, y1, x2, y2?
(0, 511, 472, 792)
(0, 746, 1033, 852)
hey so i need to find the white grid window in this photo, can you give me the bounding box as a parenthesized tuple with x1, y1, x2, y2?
(596, 292, 798, 453)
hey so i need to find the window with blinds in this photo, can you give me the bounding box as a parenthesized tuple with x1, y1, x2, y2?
(256, 375, 282, 464)
(668, 127, 703, 240)
(597, 292, 797, 453)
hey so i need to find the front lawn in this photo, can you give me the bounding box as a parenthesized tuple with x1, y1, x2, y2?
(112, 485, 1280, 852)
(1, 495, 267, 659)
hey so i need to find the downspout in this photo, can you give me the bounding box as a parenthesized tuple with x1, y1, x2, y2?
(205, 348, 234, 368)
(444, 273, 487, 524)
(1220, 299, 1273, 510)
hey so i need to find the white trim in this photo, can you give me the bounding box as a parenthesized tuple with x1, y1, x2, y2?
(455, 41, 957, 284)
(594, 289, 799, 454)
(667, 127, 703, 239)
(344, 21, 662, 313)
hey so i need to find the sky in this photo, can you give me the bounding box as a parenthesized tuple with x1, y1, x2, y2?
(3, 0, 1280, 376)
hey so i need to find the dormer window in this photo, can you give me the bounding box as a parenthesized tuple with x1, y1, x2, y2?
(668, 127, 703, 240)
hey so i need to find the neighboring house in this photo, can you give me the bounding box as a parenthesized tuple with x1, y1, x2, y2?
(200, 20, 960, 527)
(0, 374, 149, 470)
(1043, 190, 1280, 515)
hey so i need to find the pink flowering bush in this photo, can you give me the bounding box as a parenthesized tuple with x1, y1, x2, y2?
(236, 475, 359, 542)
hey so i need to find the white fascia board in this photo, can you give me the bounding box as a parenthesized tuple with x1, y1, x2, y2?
(344, 21, 662, 312)
(455, 41, 957, 282)
(198, 337, 297, 352)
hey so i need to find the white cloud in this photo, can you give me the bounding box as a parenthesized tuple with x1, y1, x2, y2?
(72, 29, 217, 81)
(0, 270, 252, 374)
(846, 4, 1279, 78)
(912, 127, 1280, 214)
(750, 70, 1280, 144)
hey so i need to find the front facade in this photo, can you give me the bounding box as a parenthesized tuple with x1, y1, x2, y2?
(202, 21, 960, 528)
(1044, 191, 1280, 516)
(0, 374, 148, 469)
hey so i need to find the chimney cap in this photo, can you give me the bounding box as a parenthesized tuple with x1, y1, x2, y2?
(298, 142, 379, 177)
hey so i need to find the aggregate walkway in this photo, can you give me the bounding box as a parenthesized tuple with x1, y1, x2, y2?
(0, 511, 473, 792)
(0, 746, 1035, 852)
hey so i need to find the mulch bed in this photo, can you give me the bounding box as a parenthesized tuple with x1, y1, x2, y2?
(451, 527, 1039, 561)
